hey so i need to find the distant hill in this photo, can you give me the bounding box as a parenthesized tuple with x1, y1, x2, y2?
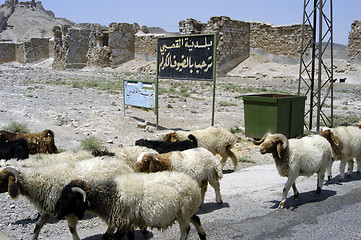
(0, 1, 76, 42)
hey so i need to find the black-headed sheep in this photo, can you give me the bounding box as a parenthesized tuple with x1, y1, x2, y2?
(0, 138, 29, 160)
(135, 147, 223, 204)
(0, 156, 133, 240)
(253, 133, 332, 208)
(320, 126, 361, 181)
(0, 129, 58, 154)
(54, 171, 206, 240)
(135, 134, 197, 154)
(163, 126, 238, 170)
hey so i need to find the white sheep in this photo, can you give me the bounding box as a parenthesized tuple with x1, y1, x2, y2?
(54, 171, 207, 240)
(110, 145, 157, 169)
(0, 150, 93, 168)
(320, 126, 361, 181)
(0, 156, 133, 240)
(135, 147, 223, 204)
(253, 133, 333, 208)
(163, 126, 238, 170)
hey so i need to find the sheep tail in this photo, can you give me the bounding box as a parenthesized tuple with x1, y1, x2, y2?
(187, 134, 198, 147)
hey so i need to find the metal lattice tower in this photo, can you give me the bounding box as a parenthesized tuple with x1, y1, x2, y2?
(298, 0, 334, 131)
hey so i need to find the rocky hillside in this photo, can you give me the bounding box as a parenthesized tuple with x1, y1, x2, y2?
(0, 0, 75, 42)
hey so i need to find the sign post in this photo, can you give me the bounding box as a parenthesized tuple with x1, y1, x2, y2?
(156, 34, 217, 128)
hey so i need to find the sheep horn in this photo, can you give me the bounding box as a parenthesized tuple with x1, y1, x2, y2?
(5, 167, 20, 183)
(274, 134, 289, 149)
(252, 133, 270, 145)
(71, 187, 87, 203)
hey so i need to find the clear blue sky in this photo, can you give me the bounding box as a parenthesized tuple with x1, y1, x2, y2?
(36, 1, 360, 45)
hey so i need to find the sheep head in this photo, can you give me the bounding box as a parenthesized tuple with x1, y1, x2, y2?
(319, 127, 339, 146)
(253, 133, 289, 159)
(0, 167, 21, 199)
(54, 179, 90, 220)
(319, 127, 341, 157)
(163, 132, 179, 142)
(135, 152, 173, 173)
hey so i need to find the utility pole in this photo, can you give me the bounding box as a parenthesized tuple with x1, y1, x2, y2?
(298, 0, 334, 131)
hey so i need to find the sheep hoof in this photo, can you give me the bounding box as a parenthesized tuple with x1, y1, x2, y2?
(278, 201, 286, 209)
(294, 193, 300, 200)
(339, 177, 344, 182)
(217, 200, 223, 205)
(315, 187, 322, 195)
(327, 176, 332, 182)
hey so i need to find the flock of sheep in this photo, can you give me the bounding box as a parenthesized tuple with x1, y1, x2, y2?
(0, 124, 361, 239)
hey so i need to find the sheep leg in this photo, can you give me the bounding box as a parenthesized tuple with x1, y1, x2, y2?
(339, 160, 347, 181)
(191, 214, 207, 240)
(208, 178, 223, 204)
(111, 227, 127, 240)
(226, 146, 239, 171)
(200, 180, 208, 204)
(178, 219, 191, 240)
(219, 156, 228, 169)
(279, 176, 297, 209)
(327, 160, 333, 182)
(316, 171, 325, 195)
(32, 212, 51, 240)
(65, 215, 81, 240)
(101, 226, 116, 240)
(356, 156, 361, 173)
(347, 159, 354, 177)
(292, 183, 299, 200)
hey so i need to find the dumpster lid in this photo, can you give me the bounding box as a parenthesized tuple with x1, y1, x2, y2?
(242, 94, 306, 102)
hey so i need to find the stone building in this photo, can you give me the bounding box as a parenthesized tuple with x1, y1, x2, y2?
(0, 41, 15, 63)
(0, 38, 49, 63)
(249, 22, 310, 59)
(348, 20, 361, 61)
(52, 25, 91, 69)
(108, 22, 136, 67)
(179, 16, 250, 74)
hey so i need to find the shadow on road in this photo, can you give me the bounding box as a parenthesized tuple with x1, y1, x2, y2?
(268, 189, 337, 210)
(198, 201, 230, 215)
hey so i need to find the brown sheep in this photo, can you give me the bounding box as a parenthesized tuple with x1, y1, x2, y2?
(0, 130, 58, 154)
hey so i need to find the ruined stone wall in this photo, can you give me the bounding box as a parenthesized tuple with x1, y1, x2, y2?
(87, 24, 110, 67)
(23, 38, 49, 62)
(15, 42, 25, 63)
(249, 22, 309, 58)
(52, 25, 91, 69)
(179, 16, 250, 74)
(135, 33, 163, 61)
(0, 41, 15, 63)
(348, 20, 361, 60)
(0, 38, 48, 63)
(108, 22, 135, 67)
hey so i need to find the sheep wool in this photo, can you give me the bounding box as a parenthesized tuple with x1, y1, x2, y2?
(254, 133, 332, 208)
(320, 126, 361, 180)
(136, 147, 223, 204)
(110, 145, 157, 169)
(164, 126, 238, 170)
(1, 150, 93, 168)
(0, 156, 133, 240)
(55, 171, 206, 240)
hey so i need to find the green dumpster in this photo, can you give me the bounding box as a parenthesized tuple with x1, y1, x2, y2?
(242, 94, 306, 139)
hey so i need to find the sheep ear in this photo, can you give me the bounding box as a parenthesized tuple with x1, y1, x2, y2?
(276, 143, 282, 159)
(8, 176, 20, 200)
(149, 160, 158, 172)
